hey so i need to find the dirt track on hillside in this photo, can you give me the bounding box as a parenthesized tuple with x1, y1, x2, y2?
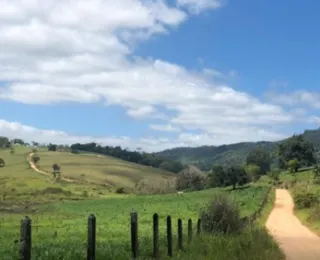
(27, 153, 76, 183)
(266, 189, 320, 260)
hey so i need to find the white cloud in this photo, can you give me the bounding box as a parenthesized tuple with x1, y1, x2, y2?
(177, 0, 222, 14)
(267, 90, 320, 108)
(0, 119, 286, 152)
(0, 0, 317, 150)
(149, 124, 181, 132)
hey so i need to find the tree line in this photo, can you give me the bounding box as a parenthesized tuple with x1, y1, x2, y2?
(177, 134, 318, 191)
(70, 142, 184, 173)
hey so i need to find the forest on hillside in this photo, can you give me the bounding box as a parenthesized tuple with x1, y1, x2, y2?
(156, 128, 320, 171)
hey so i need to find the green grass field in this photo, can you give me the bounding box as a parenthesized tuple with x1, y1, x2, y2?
(36, 151, 173, 188)
(0, 184, 282, 259)
(0, 146, 284, 259)
(0, 146, 174, 208)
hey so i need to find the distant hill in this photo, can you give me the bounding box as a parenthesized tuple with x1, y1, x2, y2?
(155, 128, 320, 171)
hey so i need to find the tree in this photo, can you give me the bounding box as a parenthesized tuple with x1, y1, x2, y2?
(225, 165, 249, 190)
(207, 164, 226, 188)
(32, 154, 40, 164)
(48, 143, 57, 151)
(278, 134, 316, 170)
(0, 158, 5, 167)
(52, 163, 61, 178)
(313, 164, 320, 180)
(286, 159, 300, 173)
(246, 147, 271, 175)
(12, 138, 25, 145)
(269, 169, 280, 185)
(176, 166, 205, 191)
(0, 137, 11, 148)
(244, 164, 261, 182)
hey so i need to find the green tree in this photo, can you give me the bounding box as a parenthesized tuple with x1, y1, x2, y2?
(0, 137, 11, 148)
(52, 163, 61, 179)
(246, 147, 271, 175)
(278, 134, 316, 170)
(48, 143, 57, 151)
(32, 154, 40, 164)
(245, 164, 261, 182)
(286, 159, 300, 173)
(207, 164, 226, 188)
(225, 165, 249, 190)
(0, 158, 5, 167)
(268, 169, 280, 185)
(313, 164, 320, 180)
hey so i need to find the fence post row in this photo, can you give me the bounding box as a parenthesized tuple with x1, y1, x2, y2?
(130, 212, 139, 259)
(19, 216, 31, 260)
(166, 216, 173, 257)
(153, 213, 159, 258)
(16, 213, 200, 259)
(87, 214, 96, 260)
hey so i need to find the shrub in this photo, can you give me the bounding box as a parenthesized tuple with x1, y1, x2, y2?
(82, 190, 89, 197)
(32, 154, 40, 164)
(116, 187, 125, 194)
(309, 205, 320, 221)
(200, 194, 243, 234)
(135, 177, 176, 195)
(0, 158, 5, 167)
(293, 191, 318, 209)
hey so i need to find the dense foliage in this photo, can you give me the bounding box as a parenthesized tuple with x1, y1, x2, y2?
(0, 136, 11, 148)
(156, 128, 320, 170)
(246, 147, 271, 175)
(70, 142, 184, 173)
(278, 134, 316, 170)
(207, 164, 250, 190)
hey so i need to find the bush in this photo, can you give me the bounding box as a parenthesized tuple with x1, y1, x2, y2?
(0, 158, 5, 167)
(116, 187, 125, 194)
(135, 177, 176, 195)
(309, 205, 320, 221)
(200, 194, 243, 234)
(32, 154, 40, 164)
(82, 190, 89, 197)
(293, 192, 318, 209)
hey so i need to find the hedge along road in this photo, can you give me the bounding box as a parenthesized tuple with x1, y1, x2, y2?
(266, 189, 320, 260)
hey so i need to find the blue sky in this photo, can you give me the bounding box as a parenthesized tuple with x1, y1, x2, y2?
(0, 0, 319, 151)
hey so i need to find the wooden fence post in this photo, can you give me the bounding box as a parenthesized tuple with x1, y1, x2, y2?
(197, 218, 201, 235)
(177, 219, 183, 250)
(166, 216, 172, 257)
(87, 214, 96, 260)
(130, 212, 139, 259)
(188, 219, 192, 243)
(153, 213, 159, 258)
(19, 216, 31, 260)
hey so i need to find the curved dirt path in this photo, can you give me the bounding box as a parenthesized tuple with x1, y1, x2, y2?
(27, 153, 76, 183)
(266, 189, 320, 260)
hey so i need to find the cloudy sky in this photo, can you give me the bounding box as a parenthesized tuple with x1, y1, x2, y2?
(0, 0, 319, 152)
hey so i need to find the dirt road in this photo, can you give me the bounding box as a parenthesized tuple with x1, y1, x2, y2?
(27, 153, 75, 183)
(266, 189, 320, 260)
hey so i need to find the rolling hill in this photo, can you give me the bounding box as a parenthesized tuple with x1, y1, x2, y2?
(156, 128, 320, 171)
(37, 150, 174, 188)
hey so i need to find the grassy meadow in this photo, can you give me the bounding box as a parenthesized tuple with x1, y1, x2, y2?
(36, 151, 173, 189)
(0, 146, 284, 259)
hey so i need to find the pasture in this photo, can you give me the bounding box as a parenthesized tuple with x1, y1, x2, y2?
(36, 151, 173, 189)
(0, 146, 284, 259)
